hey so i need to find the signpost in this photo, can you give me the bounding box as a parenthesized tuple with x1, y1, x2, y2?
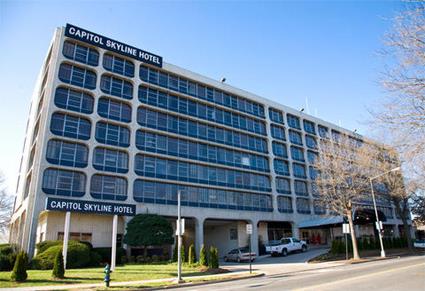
(246, 224, 253, 274)
(342, 223, 350, 260)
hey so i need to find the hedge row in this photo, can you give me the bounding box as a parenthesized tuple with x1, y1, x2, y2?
(0, 244, 18, 271)
(331, 236, 408, 254)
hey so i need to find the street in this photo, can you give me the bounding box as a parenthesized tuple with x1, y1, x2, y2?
(168, 255, 425, 291)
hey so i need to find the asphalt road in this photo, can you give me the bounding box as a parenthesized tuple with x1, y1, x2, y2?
(168, 255, 425, 291)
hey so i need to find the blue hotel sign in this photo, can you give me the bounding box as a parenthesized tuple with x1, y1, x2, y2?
(46, 197, 136, 216)
(65, 23, 163, 68)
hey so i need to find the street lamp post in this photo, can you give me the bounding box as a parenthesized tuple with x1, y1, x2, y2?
(177, 190, 184, 283)
(369, 167, 401, 258)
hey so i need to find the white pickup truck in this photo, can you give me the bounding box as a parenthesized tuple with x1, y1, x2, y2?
(267, 237, 308, 257)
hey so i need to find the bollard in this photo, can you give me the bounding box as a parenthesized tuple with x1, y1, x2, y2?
(104, 263, 111, 287)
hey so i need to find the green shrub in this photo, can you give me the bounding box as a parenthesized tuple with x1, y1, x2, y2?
(52, 251, 65, 279)
(188, 244, 196, 265)
(36, 241, 62, 254)
(11, 251, 28, 282)
(0, 244, 17, 271)
(151, 255, 159, 262)
(136, 255, 145, 263)
(33, 241, 91, 269)
(199, 245, 207, 266)
(89, 251, 102, 267)
(208, 247, 219, 269)
(92, 247, 126, 264)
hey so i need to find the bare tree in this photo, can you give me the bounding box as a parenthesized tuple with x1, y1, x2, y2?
(371, 3, 425, 187)
(0, 172, 13, 238)
(314, 135, 376, 260)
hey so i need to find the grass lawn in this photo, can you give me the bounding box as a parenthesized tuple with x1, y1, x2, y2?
(0, 263, 206, 288)
(309, 248, 425, 263)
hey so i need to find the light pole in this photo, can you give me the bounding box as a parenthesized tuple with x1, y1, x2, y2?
(369, 166, 401, 258)
(176, 190, 184, 283)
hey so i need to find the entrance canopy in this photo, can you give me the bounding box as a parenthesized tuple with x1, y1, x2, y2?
(298, 216, 344, 229)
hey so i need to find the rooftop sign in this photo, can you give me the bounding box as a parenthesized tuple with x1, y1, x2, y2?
(46, 197, 136, 216)
(64, 23, 162, 68)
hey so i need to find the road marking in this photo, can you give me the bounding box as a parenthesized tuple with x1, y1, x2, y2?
(293, 262, 425, 291)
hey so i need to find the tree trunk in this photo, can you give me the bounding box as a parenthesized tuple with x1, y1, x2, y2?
(401, 216, 414, 253)
(347, 210, 360, 260)
(143, 246, 148, 259)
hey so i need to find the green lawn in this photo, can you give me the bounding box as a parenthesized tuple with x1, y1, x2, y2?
(0, 263, 205, 288)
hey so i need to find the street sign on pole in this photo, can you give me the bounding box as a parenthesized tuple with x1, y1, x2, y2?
(176, 218, 185, 235)
(342, 223, 350, 234)
(246, 224, 253, 234)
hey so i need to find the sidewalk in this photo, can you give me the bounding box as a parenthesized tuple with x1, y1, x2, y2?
(0, 270, 258, 291)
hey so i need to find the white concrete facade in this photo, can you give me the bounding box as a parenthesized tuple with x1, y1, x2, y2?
(8, 25, 407, 259)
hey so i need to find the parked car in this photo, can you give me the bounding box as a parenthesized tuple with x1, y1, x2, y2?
(269, 237, 308, 257)
(265, 240, 281, 253)
(224, 247, 256, 262)
(414, 239, 425, 249)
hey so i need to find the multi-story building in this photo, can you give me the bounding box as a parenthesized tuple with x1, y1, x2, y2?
(9, 24, 406, 258)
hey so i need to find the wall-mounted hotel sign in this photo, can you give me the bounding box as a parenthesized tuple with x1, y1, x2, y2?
(65, 23, 163, 68)
(46, 197, 136, 216)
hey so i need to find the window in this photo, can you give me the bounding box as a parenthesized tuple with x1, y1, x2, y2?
(290, 146, 305, 162)
(98, 97, 131, 123)
(62, 40, 99, 66)
(309, 166, 318, 180)
(134, 154, 271, 192)
(293, 163, 307, 178)
(305, 135, 317, 149)
(90, 174, 127, 201)
(138, 64, 265, 118)
(100, 75, 133, 100)
(50, 112, 91, 140)
(296, 198, 311, 214)
(271, 124, 285, 140)
(277, 196, 293, 213)
(95, 121, 130, 147)
(274, 159, 290, 176)
(58, 63, 96, 89)
(54, 87, 94, 114)
(294, 180, 308, 196)
(287, 114, 301, 129)
(318, 125, 329, 139)
(103, 53, 134, 77)
(307, 150, 318, 164)
(136, 107, 268, 154)
(93, 147, 129, 173)
(137, 85, 265, 136)
(42, 168, 86, 197)
(229, 228, 238, 240)
(133, 179, 272, 212)
(276, 177, 291, 194)
(289, 129, 303, 145)
(303, 120, 316, 134)
(272, 142, 287, 158)
(46, 139, 88, 168)
(314, 200, 326, 214)
(269, 108, 284, 124)
(332, 130, 341, 142)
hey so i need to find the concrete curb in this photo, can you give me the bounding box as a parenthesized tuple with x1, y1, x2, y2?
(143, 272, 265, 291)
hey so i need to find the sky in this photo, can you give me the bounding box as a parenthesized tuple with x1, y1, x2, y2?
(0, 0, 406, 194)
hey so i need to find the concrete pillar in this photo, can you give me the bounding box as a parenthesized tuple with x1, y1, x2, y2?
(111, 214, 118, 271)
(292, 222, 300, 239)
(355, 225, 361, 238)
(62, 211, 71, 270)
(195, 217, 204, 260)
(249, 221, 259, 256)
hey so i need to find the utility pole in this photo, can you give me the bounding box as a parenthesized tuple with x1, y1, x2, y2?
(177, 190, 184, 283)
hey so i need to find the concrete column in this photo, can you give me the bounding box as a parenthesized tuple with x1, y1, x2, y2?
(62, 211, 71, 270)
(195, 217, 204, 260)
(393, 224, 400, 238)
(292, 222, 300, 239)
(355, 225, 361, 238)
(249, 221, 259, 256)
(111, 214, 118, 271)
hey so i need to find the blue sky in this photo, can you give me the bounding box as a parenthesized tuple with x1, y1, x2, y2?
(0, 0, 404, 192)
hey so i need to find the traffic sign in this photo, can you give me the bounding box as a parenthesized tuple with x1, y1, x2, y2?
(176, 218, 185, 235)
(342, 223, 350, 234)
(246, 224, 253, 234)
